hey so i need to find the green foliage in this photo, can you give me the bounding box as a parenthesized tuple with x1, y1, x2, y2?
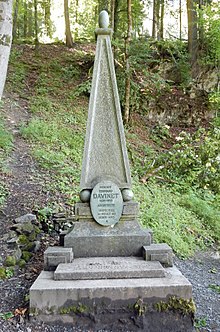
(133, 181, 212, 257)
(22, 251, 32, 262)
(59, 303, 88, 315)
(209, 91, 220, 113)
(134, 299, 147, 316)
(73, 79, 92, 97)
(0, 312, 14, 320)
(199, 2, 220, 65)
(5, 267, 14, 279)
(155, 297, 196, 315)
(0, 118, 13, 152)
(158, 126, 220, 194)
(208, 284, 220, 294)
(0, 267, 14, 279)
(0, 267, 6, 279)
(179, 193, 220, 242)
(7, 49, 28, 94)
(194, 317, 207, 328)
(4, 256, 16, 267)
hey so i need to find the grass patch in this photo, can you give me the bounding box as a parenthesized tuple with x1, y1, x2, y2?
(0, 115, 13, 208)
(133, 180, 213, 257)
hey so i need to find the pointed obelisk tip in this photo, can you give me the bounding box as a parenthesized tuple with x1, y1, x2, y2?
(99, 10, 109, 29)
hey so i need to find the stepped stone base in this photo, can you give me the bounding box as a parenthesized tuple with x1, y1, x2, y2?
(64, 220, 152, 257)
(30, 266, 193, 332)
(54, 257, 166, 280)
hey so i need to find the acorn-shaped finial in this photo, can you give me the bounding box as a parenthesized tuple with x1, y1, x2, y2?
(99, 10, 109, 29)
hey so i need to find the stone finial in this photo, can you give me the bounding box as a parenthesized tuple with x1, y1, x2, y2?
(99, 10, 109, 29)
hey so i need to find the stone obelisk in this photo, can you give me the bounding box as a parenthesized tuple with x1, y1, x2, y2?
(64, 10, 152, 255)
(80, 10, 132, 193)
(30, 13, 193, 331)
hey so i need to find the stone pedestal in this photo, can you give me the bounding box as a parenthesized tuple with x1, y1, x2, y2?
(30, 267, 194, 332)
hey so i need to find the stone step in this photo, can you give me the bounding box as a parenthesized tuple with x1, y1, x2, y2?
(54, 256, 166, 280)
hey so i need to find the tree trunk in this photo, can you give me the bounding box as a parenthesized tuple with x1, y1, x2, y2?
(34, 0, 39, 49)
(179, 0, 182, 40)
(27, 0, 33, 38)
(187, 0, 198, 67)
(113, 0, 119, 37)
(124, 0, 132, 124)
(23, 0, 27, 39)
(12, 0, 19, 40)
(64, 0, 73, 48)
(152, 0, 159, 39)
(44, 0, 52, 37)
(159, 0, 164, 40)
(0, 0, 13, 99)
(75, 0, 79, 40)
(111, 0, 115, 31)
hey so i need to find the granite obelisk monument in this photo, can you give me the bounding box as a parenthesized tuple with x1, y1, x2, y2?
(30, 11, 194, 331)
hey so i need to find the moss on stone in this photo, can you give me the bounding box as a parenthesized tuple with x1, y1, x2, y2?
(4, 255, 16, 266)
(18, 259, 26, 268)
(22, 251, 32, 262)
(59, 303, 89, 315)
(0, 266, 6, 279)
(154, 296, 196, 315)
(134, 298, 148, 316)
(18, 234, 28, 245)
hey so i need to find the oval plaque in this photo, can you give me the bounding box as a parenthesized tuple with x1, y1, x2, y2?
(90, 181, 123, 226)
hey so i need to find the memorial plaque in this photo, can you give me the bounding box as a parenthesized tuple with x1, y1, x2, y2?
(90, 181, 123, 226)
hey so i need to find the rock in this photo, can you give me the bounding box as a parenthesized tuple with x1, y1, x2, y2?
(7, 237, 19, 249)
(15, 213, 37, 224)
(11, 221, 34, 235)
(14, 248, 22, 262)
(33, 240, 41, 253)
(3, 230, 17, 241)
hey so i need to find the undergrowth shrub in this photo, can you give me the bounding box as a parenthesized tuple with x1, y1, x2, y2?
(158, 125, 220, 194)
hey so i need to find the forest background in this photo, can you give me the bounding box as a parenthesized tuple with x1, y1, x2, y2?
(0, 0, 220, 258)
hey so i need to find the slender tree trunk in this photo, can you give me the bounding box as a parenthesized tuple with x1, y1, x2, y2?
(0, 0, 13, 99)
(34, 0, 39, 49)
(179, 0, 182, 40)
(187, 0, 198, 67)
(152, 0, 159, 39)
(27, 0, 33, 38)
(12, 0, 19, 40)
(44, 0, 52, 37)
(64, 0, 73, 47)
(124, 0, 132, 124)
(159, 0, 164, 40)
(23, 0, 27, 39)
(75, 0, 79, 40)
(152, 0, 156, 38)
(114, 0, 119, 37)
(111, 0, 115, 31)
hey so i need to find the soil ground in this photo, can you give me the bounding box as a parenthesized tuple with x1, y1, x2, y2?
(0, 89, 219, 331)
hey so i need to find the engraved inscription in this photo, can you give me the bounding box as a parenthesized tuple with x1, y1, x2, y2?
(90, 181, 123, 226)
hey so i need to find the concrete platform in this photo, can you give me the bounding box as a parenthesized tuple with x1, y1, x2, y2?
(30, 266, 194, 331)
(54, 257, 166, 280)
